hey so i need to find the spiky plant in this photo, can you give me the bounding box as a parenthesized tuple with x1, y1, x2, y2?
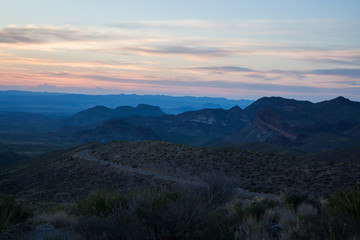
(0, 198, 32, 239)
(328, 187, 360, 219)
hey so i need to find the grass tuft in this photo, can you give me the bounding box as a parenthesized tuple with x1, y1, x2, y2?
(328, 187, 360, 219)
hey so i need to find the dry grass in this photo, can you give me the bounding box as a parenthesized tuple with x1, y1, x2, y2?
(31, 211, 78, 228)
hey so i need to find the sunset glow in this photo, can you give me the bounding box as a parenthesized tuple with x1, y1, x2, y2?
(1, 0, 359, 101)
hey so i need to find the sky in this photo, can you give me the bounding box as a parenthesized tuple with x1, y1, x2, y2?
(0, 0, 360, 101)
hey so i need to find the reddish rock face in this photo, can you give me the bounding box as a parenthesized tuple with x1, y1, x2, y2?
(253, 109, 297, 141)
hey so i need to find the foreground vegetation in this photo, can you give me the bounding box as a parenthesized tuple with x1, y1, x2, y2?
(1, 141, 359, 239)
(0, 198, 33, 239)
(2, 186, 359, 240)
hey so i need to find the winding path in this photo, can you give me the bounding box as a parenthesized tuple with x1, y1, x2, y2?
(79, 150, 279, 200)
(80, 150, 205, 186)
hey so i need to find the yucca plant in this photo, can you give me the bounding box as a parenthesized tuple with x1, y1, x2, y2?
(0, 198, 32, 239)
(328, 187, 360, 219)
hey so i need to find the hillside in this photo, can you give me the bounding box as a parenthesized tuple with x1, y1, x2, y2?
(2, 140, 358, 204)
(0, 143, 165, 203)
(0, 151, 29, 167)
(90, 141, 360, 196)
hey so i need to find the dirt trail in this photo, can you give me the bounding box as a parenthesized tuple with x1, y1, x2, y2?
(80, 150, 205, 186)
(79, 150, 279, 200)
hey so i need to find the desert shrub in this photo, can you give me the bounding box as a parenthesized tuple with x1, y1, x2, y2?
(133, 189, 207, 240)
(263, 207, 280, 223)
(236, 215, 267, 240)
(201, 208, 235, 240)
(292, 208, 360, 240)
(78, 188, 209, 240)
(284, 193, 308, 209)
(296, 202, 318, 220)
(32, 210, 78, 228)
(328, 187, 360, 219)
(228, 201, 245, 223)
(202, 173, 236, 206)
(76, 190, 127, 216)
(76, 187, 360, 240)
(0, 198, 33, 239)
(244, 199, 279, 221)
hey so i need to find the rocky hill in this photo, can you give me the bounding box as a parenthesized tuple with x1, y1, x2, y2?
(65, 104, 165, 126)
(88, 140, 360, 196)
(110, 96, 360, 153)
(1, 140, 359, 203)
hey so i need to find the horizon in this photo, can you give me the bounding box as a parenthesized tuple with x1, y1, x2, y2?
(1, 89, 357, 104)
(1, 1, 360, 101)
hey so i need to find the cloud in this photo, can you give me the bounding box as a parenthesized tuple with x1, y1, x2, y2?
(127, 45, 229, 57)
(310, 68, 360, 78)
(1, 21, 359, 101)
(317, 57, 360, 66)
(0, 25, 112, 44)
(83, 74, 326, 93)
(113, 20, 225, 30)
(186, 66, 254, 73)
(112, 19, 339, 32)
(182, 65, 360, 82)
(1, 70, 360, 101)
(0, 57, 157, 72)
(0, 83, 113, 95)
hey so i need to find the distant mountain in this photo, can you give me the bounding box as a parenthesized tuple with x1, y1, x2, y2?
(72, 119, 159, 143)
(243, 96, 313, 120)
(218, 96, 360, 152)
(59, 96, 360, 151)
(0, 95, 359, 156)
(0, 90, 253, 116)
(66, 104, 165, 126)
(123, 106, 251, 145)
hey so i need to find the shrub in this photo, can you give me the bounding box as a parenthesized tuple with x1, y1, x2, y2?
(236, 215, 267, 240)
(201, 208, 234, 240)
(328, 187, 360, 219)
(284, 193, 308, 209)
(32, 210, 78, 228)
(297, 202, 318, 220)
(201, 173, 236, 206)
(133, 189, 206, 240)
(77, 188, 208, 240)
(244, 199, 279, 221)
(76, 190, 127, 217)
(0, 198, 33, 239)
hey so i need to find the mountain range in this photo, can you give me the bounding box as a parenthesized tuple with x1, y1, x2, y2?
(0, 96, 359, 158)
(0, 90, 253, 116)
